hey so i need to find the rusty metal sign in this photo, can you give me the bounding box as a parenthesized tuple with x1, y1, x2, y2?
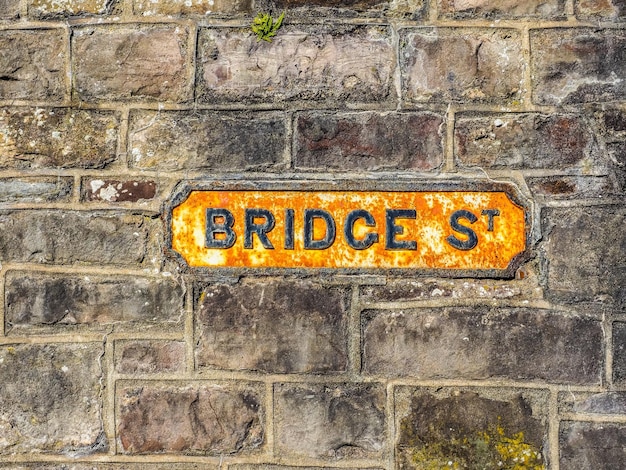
(168, 182, 528, 275)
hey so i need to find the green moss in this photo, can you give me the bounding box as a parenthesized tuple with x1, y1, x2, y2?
(251, 12, 285, 42)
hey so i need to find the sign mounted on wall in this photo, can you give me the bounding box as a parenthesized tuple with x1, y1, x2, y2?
(167, 181, 529, 276)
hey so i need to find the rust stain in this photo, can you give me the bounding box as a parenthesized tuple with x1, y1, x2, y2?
(171, 190, 526, 270)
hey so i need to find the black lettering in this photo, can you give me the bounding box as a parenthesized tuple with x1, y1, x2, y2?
(205, 208, 236, 248)
(385, 209, 417, 250)
(304, 209, 336, 250)
(482, 208, 500, 232)
(344, 209, 379, 250)
(244, 208, 275, 249)
(446, 209, 478, 250)
(284, 208, 295, 250)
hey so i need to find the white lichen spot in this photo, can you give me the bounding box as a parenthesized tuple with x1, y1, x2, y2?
(51, 131, 61, 139)
(61, 365, 69, 373)
(90, 179, 105, 193)
(98, 184, 119, 201)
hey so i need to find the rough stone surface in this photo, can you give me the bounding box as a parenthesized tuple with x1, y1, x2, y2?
(0, 30, 66, 101)
(0, 177, 72, 203)
(274, 383, 385, 459)
(115, 340, 186, 374)
(83, 179, 157, 202)
(0, 465, 213, 470)
(0, 0, 20, 18)
(133, 0, 250, 15)
(0, 343, 103, 454)
(541, 206, 626, 307)
(28, 0, 113, 17)
(197, 25, 394, 105)
(195, 280, 349, 373)
(294, 112, 443, 171)
(560, 421, 626, 469)
(576, 0, 626, 18)
(5, 271, 184, 333)
(128, 110, 285, 171)
(265, 0, 426, 17)
(531, 28, 626, 105)
(526, 176, 617, 199)
(559, 391, 626, 415)
(614, 322, 626, 384)
(396, 387, 547, 470)
(454, 113, 603, 171)
(362, 307, 603, 384)
(0, 107, 119, 169)
(117, 382, 264, 454)
(73, 26, 190, 102)
(0, 211, 150, 265)
(231, 466, 382, 470)
(400, 28, 523, 104)
(439, 0, 564, 17)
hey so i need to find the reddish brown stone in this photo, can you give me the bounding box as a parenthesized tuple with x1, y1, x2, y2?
(117, 382, 264, 454)
(576, 0, 626, 18)
(526, 176, 617, 199)
(83, 179, 157, 202)
(115, 340, 186, 374)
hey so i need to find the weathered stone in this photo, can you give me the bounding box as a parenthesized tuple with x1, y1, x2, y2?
(439, 0, 564, 17)
(133, 0, 250, 15)
(560, 421, 626, 469)
(396, 387, 547, 470)
(294, 112, 443, 171)
(231, 466, 381, 470)
(73, 26, 190, 102)
(128, 110, 285, 171)
(83, 179, 157, 202)
(0, 211, 150, 265)
(0, 0, 20, 18)
(115, 340, 186, 374)
(527, 176, 617, 199)
(559, 391, 626, 415)
(5, 271, 184, 333)
(454, 113, 603, 171)
(274, 383, 385, 459)
(0, 177, 72, 203)
(28, 0, 113, 17)
(0, 465, 214, 470)
(360, 277, 542, 302)
(196, 279, 349, 373)
(531, 28, 626, 105)
(0, 30, 66, 101)
(117, 382, 264, 454)
(197, 25, 394, 105)
(576, 0, 626, 18)
(541, 206, 626, 306)
(0, 343, 103, 454)
(362, 307, 603, 384)
(400, 28, 523, 104)
(614, 322, 626, 384)
(0, 107, 118, 169)
(266, 0, 426, 17)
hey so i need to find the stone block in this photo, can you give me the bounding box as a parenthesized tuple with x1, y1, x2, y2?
(128, 110, 285, 171)
(560, 421, 626, 469)
(454, 113, 603, 171)
(0, 210, 150, 265)
(0, 107, 118, 169)
(133, 0, 250, 15)
(526, 176, 617, 199)
(195, 279, 349, 374)
(400, 28, 523, 104)
(293, 112, 443, 171)
(0, 343, 103, 454)
(28, 0, 113, 18)
(531, 28, 626, 105)
(613, 321, 626, 384)
(115, 340, 186, 374)
(274, 383, 385, 459)
(5, 271, 184, 334)
(264, 0, 426, 17)
(362, 307, 603, 384)
(83, 179, 157, 203)
(0, 177, 72, 203)
(396, 387, 547, 470)
(541, 206, 626, 306)
(0, 30, 66, 101)
(439, 0, 565, 18)
(576, 0, 626, 18)
(0, 465, 214, 470)
(117, 382, 264, 454)
(0, 0, 20, 18)
(73, 25, 190, 102)
(197, 25, 394, 106)
(231, 466, 381, 470)
(559, 391, 626, 415)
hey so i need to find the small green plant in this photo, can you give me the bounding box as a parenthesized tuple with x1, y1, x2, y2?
(251, 11, 285, 42)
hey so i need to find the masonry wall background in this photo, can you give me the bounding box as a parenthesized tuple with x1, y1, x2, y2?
(0, 0, 625, 468)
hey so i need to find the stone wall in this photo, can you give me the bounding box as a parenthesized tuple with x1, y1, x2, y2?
(0, 0, 625, 468)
